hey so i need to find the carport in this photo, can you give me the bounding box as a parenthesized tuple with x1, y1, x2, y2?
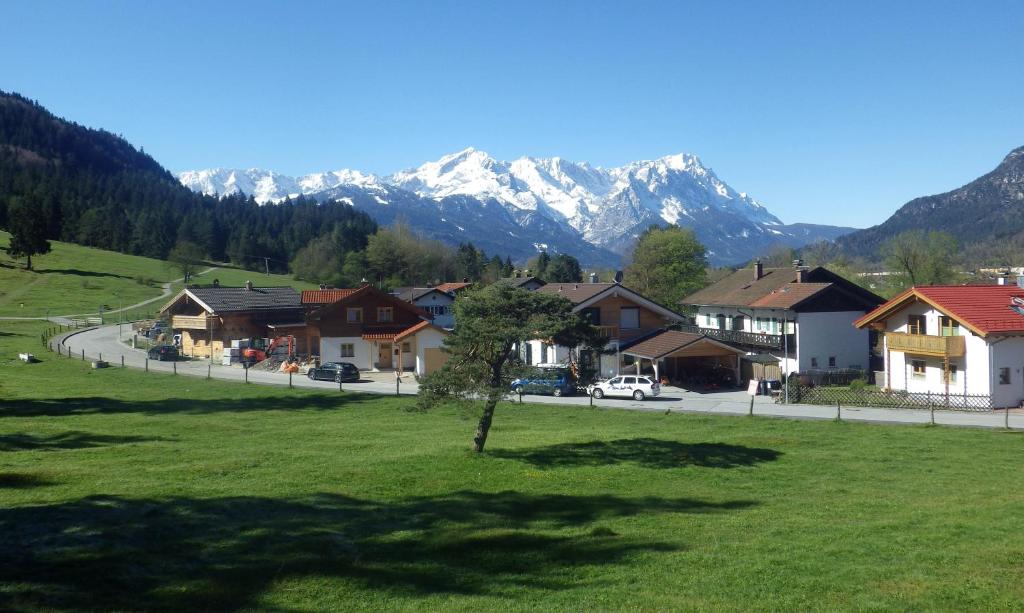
(622, 330, 745, 386)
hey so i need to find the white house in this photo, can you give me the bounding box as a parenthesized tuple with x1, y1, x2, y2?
(854, 284, 1024, 408)
(681, 261, 886, 377)
(395, 287, 456, 329)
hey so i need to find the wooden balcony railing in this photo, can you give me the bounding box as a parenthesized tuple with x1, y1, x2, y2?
(678, 324, 786, 349)
(885, 332, 965, 357)
(171, 314, 209, 330)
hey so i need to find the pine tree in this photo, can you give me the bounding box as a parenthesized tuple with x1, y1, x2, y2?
(6, 195, 51, 270)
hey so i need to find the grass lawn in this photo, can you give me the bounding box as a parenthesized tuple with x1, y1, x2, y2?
(2, 319, 1024, 611)
(0, 231, 315, 318)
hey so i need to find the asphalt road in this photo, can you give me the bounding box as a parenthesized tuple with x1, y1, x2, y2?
(52, 324, 1024, 430)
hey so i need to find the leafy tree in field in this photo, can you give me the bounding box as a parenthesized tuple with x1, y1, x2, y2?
(6, 196, 51, 270)
(545, 254, 583, 283)
(882, 230, 960, 290)
(168, 240, 206, 283)
(534, 251, 551, 278)
(417, 284, 599, 453)
(624, 226, 707, 308)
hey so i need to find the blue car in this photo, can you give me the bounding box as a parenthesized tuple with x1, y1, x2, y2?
(511, 368, 576, 397)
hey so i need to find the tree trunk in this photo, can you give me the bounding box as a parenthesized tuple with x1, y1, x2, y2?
(473, 396, 498, 453)
(26, 253, 32, 271)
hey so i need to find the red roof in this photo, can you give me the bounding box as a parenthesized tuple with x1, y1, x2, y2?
(301, 288, 357, 304)
(435, 282, 472, 293)
(855, 285, 1024, 336)
(361, 320, 444, 341)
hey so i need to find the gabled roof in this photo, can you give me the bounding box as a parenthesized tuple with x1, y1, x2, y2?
(307, 285, 432, 320)
(537, 282, 686, 322)
(302, 288, 358, 305)
(435, 282, 473, 293)
(395, 287, 452, 302)
(621, 329, 745, 360)
(360, 320, 448, 341)
(496, 276, 546, 289)
(161, 286, 301, 315)
(682, 266, 884, 311)
(854, 285, 1024, 337)
(536, 282, 617, 304)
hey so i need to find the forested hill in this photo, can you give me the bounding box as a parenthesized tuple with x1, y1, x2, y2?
(836, 145, 1024, 260)
(0, 91, 377, 271)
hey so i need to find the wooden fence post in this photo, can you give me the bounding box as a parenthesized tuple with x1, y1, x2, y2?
(145, 358, 149, 372)
(836, 400, 841, 422)
(208, 365, 211, 380)
(81, 348, 85, 361)
(121, 355, 125, 368)
(173, 361, 177, 375)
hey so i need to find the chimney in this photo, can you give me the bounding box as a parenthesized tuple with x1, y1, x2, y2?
(245, 280, 253, 291)
(754, 260, 763, 281)
(998, 276, 1007, 286)
(589, 272, 598, 283)
(796, 268, 806, 283)
(614, 270, 623, 284)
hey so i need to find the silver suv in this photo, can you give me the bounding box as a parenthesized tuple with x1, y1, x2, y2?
(588, 375, 661, 401)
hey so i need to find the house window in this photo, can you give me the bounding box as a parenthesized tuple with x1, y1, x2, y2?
(716, 314, 726, 330)
(947, 364, 958, 384)
(908, 315, 926, 335)
(620, 307, 640, 330)
(580, 307, 601, 325)
(377, 307, 394, 323)
(704, 313, 712, 327)
(912, 360, 926, 379)
(401, 342, 411, 352)
(999, 367, 1011, 385)
(811, 357, 819, 368)
(340, 343, 355, 358)
(426, 305, 449, 316)
(732, 315, 745, 331)
(940, 316, 959, 337)
(828, 356, 836, 368)
(346, 308, 362, 323)
(524, 343, 533, 365)
(540, 343, 549, 364)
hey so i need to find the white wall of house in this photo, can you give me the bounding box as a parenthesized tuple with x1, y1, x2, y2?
(413, 292, 455, 329)
(991, 339, 1024, 408)
(521, 339, 570, 366)
(795, 311, 870, 372)
(320, 336, 372, 371)
(413, 327, 447, 376)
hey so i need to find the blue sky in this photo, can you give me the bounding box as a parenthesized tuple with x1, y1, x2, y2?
(1, 0, 1022, 228)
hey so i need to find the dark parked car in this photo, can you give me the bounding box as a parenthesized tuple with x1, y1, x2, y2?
(307, 361, 360, 382)
(510, 368, 576, 397)
(147, 345, 178, 361)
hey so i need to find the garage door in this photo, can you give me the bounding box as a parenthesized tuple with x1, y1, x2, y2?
(423, 348, 448, 375)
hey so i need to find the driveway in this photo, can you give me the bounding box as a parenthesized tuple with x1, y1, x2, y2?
(54, 325, 1024, 430)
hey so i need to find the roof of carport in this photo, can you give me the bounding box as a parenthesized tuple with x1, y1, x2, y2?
(622, 330, 746, 361)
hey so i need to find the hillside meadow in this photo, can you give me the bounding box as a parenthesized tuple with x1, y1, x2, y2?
(1, 319, 1024, 610)
(0, 231, 315, 318)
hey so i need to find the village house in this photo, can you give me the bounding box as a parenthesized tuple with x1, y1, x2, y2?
(160, 281, 305, 360)
(303, 285, 448, 376)
(854, 284, 1024, 408)
(680, 261, 886, 380)
(523, 280, 689, 379)
(391, 287, 457, 329)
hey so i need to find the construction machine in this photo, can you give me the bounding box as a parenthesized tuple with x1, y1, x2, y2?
(242, 335, 295, 365)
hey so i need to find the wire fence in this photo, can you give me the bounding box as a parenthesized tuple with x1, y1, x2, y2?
(786, 384, 992, 411)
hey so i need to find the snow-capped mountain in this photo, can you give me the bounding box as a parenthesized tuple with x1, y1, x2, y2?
(178, 149, 853, 266)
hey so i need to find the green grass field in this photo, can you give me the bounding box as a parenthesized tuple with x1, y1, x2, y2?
(0, 231, 315, 318)
(2, 319, 1024, 611)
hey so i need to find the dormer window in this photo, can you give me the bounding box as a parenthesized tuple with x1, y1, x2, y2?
(346, 308, 363, 323)
(377, 307, 394, 323)
(908, 315, 926, 335)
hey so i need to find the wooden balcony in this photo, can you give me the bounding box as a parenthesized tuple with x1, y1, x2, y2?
(679, 324, 787, 349)
(885, 332, 965, 357)
(595, 325, 619, 339)
(171, 314, 209, 330)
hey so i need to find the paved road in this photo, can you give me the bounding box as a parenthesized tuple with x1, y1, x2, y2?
(54, 324, 1024, 430)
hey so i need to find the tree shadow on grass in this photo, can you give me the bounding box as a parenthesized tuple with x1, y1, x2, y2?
(0, 490, 758, 610)
(490, 438, 782, 469)
(0, 472, 56, 488)
(0, 393, 380, 418)
(33, 268, 133, 280)
(0, 431, 166, 452)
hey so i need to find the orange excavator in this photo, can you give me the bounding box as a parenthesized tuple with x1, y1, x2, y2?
(242, 335, 295, 365)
